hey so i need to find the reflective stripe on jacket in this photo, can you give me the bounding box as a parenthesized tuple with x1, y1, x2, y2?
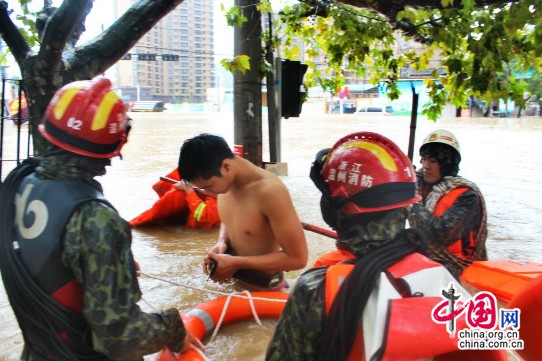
(184, 191, 220, 229)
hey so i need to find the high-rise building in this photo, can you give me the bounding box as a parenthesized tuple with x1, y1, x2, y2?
(114, 0, 215, 103)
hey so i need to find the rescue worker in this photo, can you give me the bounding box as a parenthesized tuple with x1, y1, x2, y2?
(266, 131, 505, 361)
(408, 129, 488, 277)
(129, 167, 220, 229)
(0, 79, 198, 360)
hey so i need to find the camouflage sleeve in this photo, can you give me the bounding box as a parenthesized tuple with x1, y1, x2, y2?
(62, 201, 186, 359)
(266, 268, 327, 361)
(409, 189, 482, 246)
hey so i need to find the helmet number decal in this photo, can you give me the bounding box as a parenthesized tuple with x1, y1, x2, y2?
(15, 184, 48, 240)
(67, 117, 83, 131)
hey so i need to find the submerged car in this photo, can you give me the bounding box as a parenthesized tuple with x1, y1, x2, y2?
(355, 105, 394, 115)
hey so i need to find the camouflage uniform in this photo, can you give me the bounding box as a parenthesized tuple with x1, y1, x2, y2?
(266, 211, 406, 360)
(408, 171, 488, 276)
(18, 153, 186, 360)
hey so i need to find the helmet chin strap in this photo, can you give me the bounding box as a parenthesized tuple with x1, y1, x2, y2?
(333, 182, 417, 210)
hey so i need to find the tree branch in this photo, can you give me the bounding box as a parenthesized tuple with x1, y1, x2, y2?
(332, 0, 515, 17)
(37, 0, 93, 67)
(71, 0, 185, 77)
(0, 1, 32, 67)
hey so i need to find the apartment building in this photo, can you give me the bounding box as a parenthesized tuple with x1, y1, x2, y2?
(114, 0, 215, 103)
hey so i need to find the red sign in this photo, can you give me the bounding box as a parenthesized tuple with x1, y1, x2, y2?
(233, 145, 244, 158)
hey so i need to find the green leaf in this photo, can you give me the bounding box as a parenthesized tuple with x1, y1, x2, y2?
(221, 55, 251, 75)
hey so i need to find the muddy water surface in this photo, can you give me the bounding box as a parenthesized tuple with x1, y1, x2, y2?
(1, 110, 541, 360)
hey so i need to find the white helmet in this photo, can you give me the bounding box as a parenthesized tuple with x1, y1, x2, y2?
(421, 129, 460, 156)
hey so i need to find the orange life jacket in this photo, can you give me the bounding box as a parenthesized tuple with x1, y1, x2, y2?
(433, 187, 476, 260)
(129, 187, 188, 227)
(130, 167, 220, 228)
(152, 167, 180, 197)
(184, 191, 220, 229)
(318, 250, 507, 361)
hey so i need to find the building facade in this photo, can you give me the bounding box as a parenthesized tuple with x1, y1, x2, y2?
(114, 0, 215, 103)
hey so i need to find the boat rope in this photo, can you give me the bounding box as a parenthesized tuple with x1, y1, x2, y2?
(209, 290, 262, 344)
(141, 274, 272, 360)
(140, 297, 159, 312)
(192, 342, 209, 361)
(140, 272, 288, 303)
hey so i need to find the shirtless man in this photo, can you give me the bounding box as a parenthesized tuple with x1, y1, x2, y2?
(177, 133, 308, 291)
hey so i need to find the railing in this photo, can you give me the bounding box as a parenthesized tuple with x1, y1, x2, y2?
(1, 78, 33, 182)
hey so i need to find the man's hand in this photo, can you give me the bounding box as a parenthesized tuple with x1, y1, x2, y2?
(173, 180, 194, 195)
(170, 330, 204, 358)
(205, 252, 236, 283)
(181, 330, 203, 354)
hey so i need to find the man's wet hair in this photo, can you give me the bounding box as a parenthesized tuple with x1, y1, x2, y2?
(178, 133, 234, 182)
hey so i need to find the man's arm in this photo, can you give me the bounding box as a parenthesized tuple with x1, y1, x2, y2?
(409, 189, 482, 246)
(266, 269, 326, 360)
(249, 180, 308, 271)
(62, 201, 187, 359)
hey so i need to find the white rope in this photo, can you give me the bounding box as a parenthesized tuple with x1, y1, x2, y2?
(208, 290, 263, 344)
(171, 339, 209, 361)
(140, 272, 288, 303)
(140, 296, 159, 312)
(191, 340, 209, 361)
(243, 290, 263, 326)
(140, 273, 282, 359)
(208, 294, 232, 344)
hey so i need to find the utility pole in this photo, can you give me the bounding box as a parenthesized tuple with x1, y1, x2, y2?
(265, 13, 280, 163)
(233, 0, 262, 166)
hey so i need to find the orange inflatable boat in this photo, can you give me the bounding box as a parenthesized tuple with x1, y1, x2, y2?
(153, 260, 542, 361)
(461, 260, 542, 361)
(156, 292, 288, 361)
(460, 260, 542, 304)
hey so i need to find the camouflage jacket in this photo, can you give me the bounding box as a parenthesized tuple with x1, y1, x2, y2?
(266, 267, 327, 361)
(30, 154, 185, 360)
(266, 210, 406, 360)
(408, 171, 488, 276)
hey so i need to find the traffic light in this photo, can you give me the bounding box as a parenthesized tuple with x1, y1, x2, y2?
(281, 60, 308, 118)
(121, 54, 131, 60)
(162, 54, 180, 61)
(138, 54, 156, 61)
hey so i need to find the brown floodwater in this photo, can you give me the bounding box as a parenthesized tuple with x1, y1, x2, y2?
(1, 108, 541, 360)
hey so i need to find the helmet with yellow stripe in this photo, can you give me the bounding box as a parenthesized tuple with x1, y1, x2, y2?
(310, 132, 420, 221)
(39, 78, 129, 158)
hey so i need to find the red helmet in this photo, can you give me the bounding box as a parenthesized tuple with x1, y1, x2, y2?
(315, 132, 420, 214)
(39, 78, 129, 158)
